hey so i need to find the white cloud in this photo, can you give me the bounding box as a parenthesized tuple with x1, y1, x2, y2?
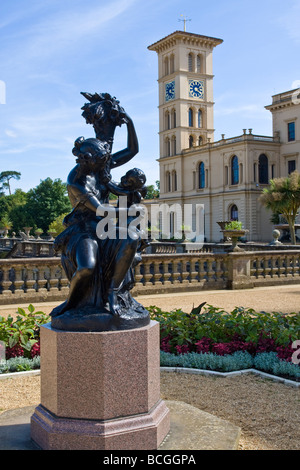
(4, 129, 17, 138)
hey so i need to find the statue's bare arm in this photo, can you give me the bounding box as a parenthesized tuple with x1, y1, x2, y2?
(110, 115, 139, 169)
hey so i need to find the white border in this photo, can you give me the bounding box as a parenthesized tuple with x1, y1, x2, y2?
(0, 367, 299, 387)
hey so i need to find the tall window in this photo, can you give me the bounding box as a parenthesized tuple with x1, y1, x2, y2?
(188, 108, 193, 127)
(172, 109, 176, 128)
(199, 162, 205, 189)
(288, 122, 295, 142)
(164, 57, 169, 76)
(166, 171, 171, 192)
(189, 135, 194, 148)
(196, 55, 201, 73)
(288, 160, 296, 174)
(198, 136, 203, 146)
(230, 205, 238, 221)
(258, 154, 269, 184)
(188, 53, 194, 72)
(231, 155, 239, 185)
(198, 109, 202, 128)
(170, 54, 175, 74)
(172, 170, 177, 191)
(165, 138, 171, 157)
(172, 136, 176, 155)
(165, 111, 170, 130)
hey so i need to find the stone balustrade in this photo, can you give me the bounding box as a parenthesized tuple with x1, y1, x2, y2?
(1, 249, 300, 305)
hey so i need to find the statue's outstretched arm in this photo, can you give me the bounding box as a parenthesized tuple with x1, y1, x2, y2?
(110, 115, 138, 169)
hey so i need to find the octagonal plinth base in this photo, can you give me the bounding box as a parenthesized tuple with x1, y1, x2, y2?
(31, 400, 170, 450)
(30, 320, 170, 450)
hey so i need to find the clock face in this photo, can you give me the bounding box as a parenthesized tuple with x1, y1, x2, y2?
(189, 80, 204, 99)
(165, 81, 175, 102)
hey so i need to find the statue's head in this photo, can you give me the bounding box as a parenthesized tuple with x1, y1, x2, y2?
(81, 92, 127, 147)
(120, 168, 146, 190)
(72, 137, 110, 173)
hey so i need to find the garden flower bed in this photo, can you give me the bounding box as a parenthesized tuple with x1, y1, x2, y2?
(0, 303, 299, 382)
(148, 304, 300, 382)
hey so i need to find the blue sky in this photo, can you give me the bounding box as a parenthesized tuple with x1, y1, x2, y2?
(0, 0, 299, 193)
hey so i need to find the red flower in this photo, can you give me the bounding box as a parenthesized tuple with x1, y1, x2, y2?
(30, 341, 40, 358)
(175, 344, 191, 355)
(212, 343, 232, 356)
(195, 337, 212, 353)
(6, 343, 24, 359)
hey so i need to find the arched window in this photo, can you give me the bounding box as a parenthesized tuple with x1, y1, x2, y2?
(172, 136, 176, 155)
(198, 136, 203, 146)
(230, 204, 238, 221)
(188, 53, 194, 72)
(188, 108, 193, 127)
(231, 155, 239, 185)
(172, 109, 176, 128)
(164, 57, 169, 76)
(258, 154, 269, 184)
(170, 54, 175, 74)
(165, 138, 171, 157)
(172, 170, 177, 191)
(198, 109, 202, 128)
(166, 171, 171, 192)
(189, 135, 194, 148)
(165, 111, 170, 130)
(199, 162, 205, 189)
(197, 55, 201, 73)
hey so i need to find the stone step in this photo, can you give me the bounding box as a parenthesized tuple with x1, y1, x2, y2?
(0, 401, 240, 451)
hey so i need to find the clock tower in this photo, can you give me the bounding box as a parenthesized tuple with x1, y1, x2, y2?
(148, 31, 223, 160)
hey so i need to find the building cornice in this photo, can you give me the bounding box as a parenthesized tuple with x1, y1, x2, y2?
(265, 88, 300, 112)
(148, 30, 223, 53)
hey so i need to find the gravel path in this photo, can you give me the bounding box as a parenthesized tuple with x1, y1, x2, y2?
(0, 371, 299, 450)
(1, 284, 300, 320)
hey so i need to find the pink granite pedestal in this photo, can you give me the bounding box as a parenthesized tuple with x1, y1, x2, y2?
(31, 320, 170, 450)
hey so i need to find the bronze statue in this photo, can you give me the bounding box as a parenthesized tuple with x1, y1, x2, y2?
(50, 93, 150, 331)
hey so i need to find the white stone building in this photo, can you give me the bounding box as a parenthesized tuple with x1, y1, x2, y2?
(148, 31, 300, 242)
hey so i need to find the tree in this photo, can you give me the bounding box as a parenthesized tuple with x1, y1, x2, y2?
(144, 180, 160, 199)
(259, 171, 300, 245)
(25, 178, 72, 233)
(48, 212, 69, 235)
(0, 171, 21, 195)
(0, 189, 27, 231)
(9, 178, 72, 234)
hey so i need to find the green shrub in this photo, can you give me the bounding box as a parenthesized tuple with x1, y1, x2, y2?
(254, 352, 300, 380)
(0, 356, 40, 373)
(160, 350, 254, 372)
(0, 304, 49, 358)
(148, 304, 300, 350)
(224, 221, 243, 230)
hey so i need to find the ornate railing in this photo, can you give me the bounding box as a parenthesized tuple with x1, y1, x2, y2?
(1, 249, 300, 305)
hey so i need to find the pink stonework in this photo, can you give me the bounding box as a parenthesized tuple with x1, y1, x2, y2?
(31, 320, 170, 450)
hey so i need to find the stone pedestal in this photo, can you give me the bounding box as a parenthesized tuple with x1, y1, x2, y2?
(226, 253, 254, 290)
(31, 321, 170, 450)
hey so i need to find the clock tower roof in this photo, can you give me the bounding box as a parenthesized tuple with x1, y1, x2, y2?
(148, 30, 223, 52)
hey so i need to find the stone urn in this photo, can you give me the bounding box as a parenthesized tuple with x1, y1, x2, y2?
(217, 221, 231, 242)
(48, 231, 57, 241)
(35, 229, 43, 240)
(23, 227, 33, 238)
(222, 229, 249, 252)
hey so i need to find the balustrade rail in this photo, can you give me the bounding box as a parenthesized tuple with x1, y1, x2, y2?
(1, 250, 300, 305)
